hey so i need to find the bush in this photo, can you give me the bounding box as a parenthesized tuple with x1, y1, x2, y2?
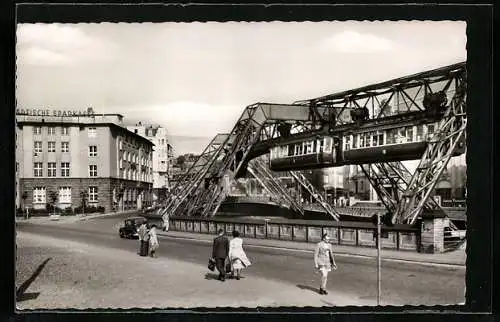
(74, 205, 106, 214)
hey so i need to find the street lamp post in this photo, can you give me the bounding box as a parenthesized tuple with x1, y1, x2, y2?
(377, 213, 382, 305)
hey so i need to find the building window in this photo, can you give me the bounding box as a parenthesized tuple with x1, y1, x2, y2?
(61, 142, 70, 152)
(88, 186, 98, 202)
(34, 127, 42, 135)
(59, 187, 71, 203)
(48, 127, 56, 135)
(34, 162, 43, 177)
(48, 141, 56, 152)
(47, 162, 56, 177)
(33, 187, 46, 204)
(89, 165, 97, 177)
(61, 127, 69, 135)
(89, 145, 97, 157)
(61, 162, 70, 177)
(34, 141, 42, 153)
(88, 127, 97, 138)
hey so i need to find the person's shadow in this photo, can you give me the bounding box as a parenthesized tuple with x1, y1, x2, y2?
(16, 257, 52, 302)
(296, 284, 321, 295)
(204, 273, 220, 280)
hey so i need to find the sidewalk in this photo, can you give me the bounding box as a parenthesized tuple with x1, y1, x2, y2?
(157, 230, 466, 267)
(16, 210, 137, 225)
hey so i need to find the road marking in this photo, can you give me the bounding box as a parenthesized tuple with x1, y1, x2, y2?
(158, 234, 465, 269)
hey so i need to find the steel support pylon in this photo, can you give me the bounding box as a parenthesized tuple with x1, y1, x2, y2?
(247, 156, 304, 215)
(394, 69, 467, 224)
(289, 171, 340, 220)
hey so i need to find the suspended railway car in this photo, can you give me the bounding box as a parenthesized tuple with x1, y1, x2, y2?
(269, 113, 465, 171)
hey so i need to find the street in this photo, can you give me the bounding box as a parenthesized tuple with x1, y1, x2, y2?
(16, 214, 465, 308)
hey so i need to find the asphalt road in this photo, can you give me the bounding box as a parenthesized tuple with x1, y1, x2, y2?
(16, 214, 465, 306)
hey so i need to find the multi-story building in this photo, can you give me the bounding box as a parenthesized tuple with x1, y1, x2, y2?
(127, 123, 174, 203)
(16, 109, 154, 213)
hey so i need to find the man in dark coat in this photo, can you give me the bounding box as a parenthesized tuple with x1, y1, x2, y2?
(212, 229, 229, 281)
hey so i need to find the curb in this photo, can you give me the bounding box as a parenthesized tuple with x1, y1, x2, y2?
(78, 210, 137, 221)
(156, 231, 466, 268)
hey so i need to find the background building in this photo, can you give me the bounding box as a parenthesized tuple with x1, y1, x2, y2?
(16, 109, 154, 213)
(127, 123, 174, 204)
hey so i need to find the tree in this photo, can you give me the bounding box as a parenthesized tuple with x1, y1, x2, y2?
(176, 155, 186, 170)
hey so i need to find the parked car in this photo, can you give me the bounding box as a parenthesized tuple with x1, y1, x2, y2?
(142, 205, 161, 215)
(119, 216, 147, 239)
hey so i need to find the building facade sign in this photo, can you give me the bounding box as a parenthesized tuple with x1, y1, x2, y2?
(16, 108, 95, 117)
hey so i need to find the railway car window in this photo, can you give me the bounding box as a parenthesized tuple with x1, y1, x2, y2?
(372, 132, 379, 146)
(318, 139, 324, 152)
(344, 136, 350, 151)
(325, 137, 333, 152)
(305, 141, 313, 154)
(406, 127, 414, 142)
(287, 145, 294, 157)
(386, 129, 396, 144)
(378, 131, 384, 146)
(360, 134, 366, 147)
(398, 128, 406, 143)
(427, 124, 435, 138)
(352, 135, 358, 149)
(416, 125, 424, 141)
(313, 140, 318, 153)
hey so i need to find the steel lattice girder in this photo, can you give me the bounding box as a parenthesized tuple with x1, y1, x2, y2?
(288, 170, 340, 220)
(165, 62, 466, 221)
(294, 62, 466, 127)
(164, 103, 335, 219)
(247, 157, 304, 215)
(393, 69, 467, 224)
(247, 166, 300, 214)
(360, 161, 442, 215)
(162, 134, 230, 216)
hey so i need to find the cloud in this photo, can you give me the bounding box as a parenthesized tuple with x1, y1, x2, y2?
(320, 30, 397, 53)
(119, 101, 243, 138)
(16, 24, 116, 66)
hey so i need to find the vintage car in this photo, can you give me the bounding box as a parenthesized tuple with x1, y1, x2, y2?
(119, 216, 147, 239)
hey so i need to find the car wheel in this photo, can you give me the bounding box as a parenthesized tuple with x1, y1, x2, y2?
(119, 231, 124, 238)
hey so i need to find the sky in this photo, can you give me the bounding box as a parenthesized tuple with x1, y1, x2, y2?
(16, 21, 467, 165)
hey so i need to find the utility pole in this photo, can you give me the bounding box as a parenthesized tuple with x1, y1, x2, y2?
(377, 213, 381, 305)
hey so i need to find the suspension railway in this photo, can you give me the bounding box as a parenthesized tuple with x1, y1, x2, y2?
(159, 61, 467, 227)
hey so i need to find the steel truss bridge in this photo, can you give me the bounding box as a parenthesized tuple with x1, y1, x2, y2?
(161, 62, 466, 226)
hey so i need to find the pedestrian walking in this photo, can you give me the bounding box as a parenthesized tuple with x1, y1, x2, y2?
(212, 229, 229, 281)
(148, 224, 159, 258)
(137, 221, 149, 257)
(162, 211, 170, 232)
(228, 230, 251, 280)
(314, 233, 337, 295)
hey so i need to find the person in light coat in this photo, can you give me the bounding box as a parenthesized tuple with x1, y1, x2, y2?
(314, 233, 337, 295)
(228, 230, 251, 280)
(162, 211, 170, 232)
(148, 224, 159, 258)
